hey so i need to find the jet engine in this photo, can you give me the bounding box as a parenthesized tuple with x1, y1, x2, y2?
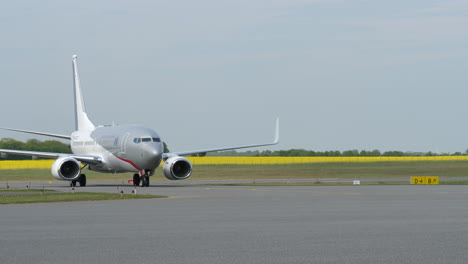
(51, 157, 81, 181)
(163, 156, 192, 180)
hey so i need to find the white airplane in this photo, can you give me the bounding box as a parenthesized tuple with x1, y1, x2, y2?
(0, 55, 279, 187)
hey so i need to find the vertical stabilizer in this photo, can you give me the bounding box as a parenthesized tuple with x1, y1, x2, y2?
(72, 55, 95, 131)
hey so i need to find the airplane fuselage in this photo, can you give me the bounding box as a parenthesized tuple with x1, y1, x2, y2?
(71, 125, 163, 174)
(0, 55, 278, 187)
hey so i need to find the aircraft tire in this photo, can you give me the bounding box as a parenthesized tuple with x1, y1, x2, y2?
(142, 175, 150, 187)
(133, 174, 141, 186)
(79, 174, 86, 187)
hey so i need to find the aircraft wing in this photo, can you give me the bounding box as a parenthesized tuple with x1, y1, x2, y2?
(0, 128, 71, 140)
(163, 118, 280, 158)
(0, 149, 102, 165)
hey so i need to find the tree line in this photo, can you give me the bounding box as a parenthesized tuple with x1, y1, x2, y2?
(0, 138, 70, 160)
(0, 138, 466, 159)
(207, 149, 468, 157)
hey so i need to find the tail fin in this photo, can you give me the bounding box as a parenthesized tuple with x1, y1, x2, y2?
(72, 55, 95, 131)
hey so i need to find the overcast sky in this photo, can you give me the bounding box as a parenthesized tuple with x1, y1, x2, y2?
(1, 0, 467, 153)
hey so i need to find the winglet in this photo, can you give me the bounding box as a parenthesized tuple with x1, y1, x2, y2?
(72, 55, 95, 131)
(273, 118, 280, 144)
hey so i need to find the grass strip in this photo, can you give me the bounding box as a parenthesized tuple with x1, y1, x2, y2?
(207, 181, 410, 187)
(0, 188, 50, 192)
(0, 192, 166, 204)
(1, 160, 468, 182)
(208, 180, 468, 186)
(440, 180, 468, 185)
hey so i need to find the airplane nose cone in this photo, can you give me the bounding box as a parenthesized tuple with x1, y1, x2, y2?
(149, 148, 161, 159)
(143, 145, 163, 169)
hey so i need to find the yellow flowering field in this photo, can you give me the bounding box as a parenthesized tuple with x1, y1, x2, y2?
(0, 160, 54, 170)
(186, 156, 468, 165)
(1, 156, 467, 170)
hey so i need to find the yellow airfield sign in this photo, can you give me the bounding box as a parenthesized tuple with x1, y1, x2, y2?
(411, 176, 439, 185)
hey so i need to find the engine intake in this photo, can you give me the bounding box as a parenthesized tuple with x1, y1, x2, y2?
(51, 157, 81, 181)
(163, 156, 192, 180)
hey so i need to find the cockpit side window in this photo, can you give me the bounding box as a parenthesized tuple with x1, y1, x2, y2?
(133, 138, 141, 144)
(153, 138, 161, 142)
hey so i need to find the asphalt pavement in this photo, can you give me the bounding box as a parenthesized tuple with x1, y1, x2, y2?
(1, 182, 468, 264)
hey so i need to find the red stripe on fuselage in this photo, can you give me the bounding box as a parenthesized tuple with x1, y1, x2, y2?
(113, 154, 143, 174)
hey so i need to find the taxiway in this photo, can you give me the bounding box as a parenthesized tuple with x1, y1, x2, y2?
(1, 182, 468, 264)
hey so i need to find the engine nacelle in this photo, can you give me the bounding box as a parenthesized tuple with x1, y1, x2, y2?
(51, 157, 81, 181)
(163, 156, 192, 180)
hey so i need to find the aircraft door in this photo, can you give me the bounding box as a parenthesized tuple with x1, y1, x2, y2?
(120, 133, 130, 155)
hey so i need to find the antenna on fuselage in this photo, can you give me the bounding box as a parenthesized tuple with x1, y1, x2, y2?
(72, 55, 95, 131)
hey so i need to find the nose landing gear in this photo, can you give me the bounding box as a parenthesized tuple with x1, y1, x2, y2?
(133, 173, 150, 187)
(141, 175, 150, 187)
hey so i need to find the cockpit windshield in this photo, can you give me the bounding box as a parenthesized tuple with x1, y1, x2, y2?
(134, 137, 161, 143)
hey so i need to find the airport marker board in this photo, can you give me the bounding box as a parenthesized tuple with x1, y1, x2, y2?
(410, 176, 439, 185)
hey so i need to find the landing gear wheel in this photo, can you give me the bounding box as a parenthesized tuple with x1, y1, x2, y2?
(70, 181, 77, 187)
(142, 175, 150, 187)
(133, 174, 141, 186)
(79, 174, 87, 187)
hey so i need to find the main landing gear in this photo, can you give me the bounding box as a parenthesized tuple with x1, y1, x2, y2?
(133, 173, 150, 187)
(70, 174, 87, 187)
